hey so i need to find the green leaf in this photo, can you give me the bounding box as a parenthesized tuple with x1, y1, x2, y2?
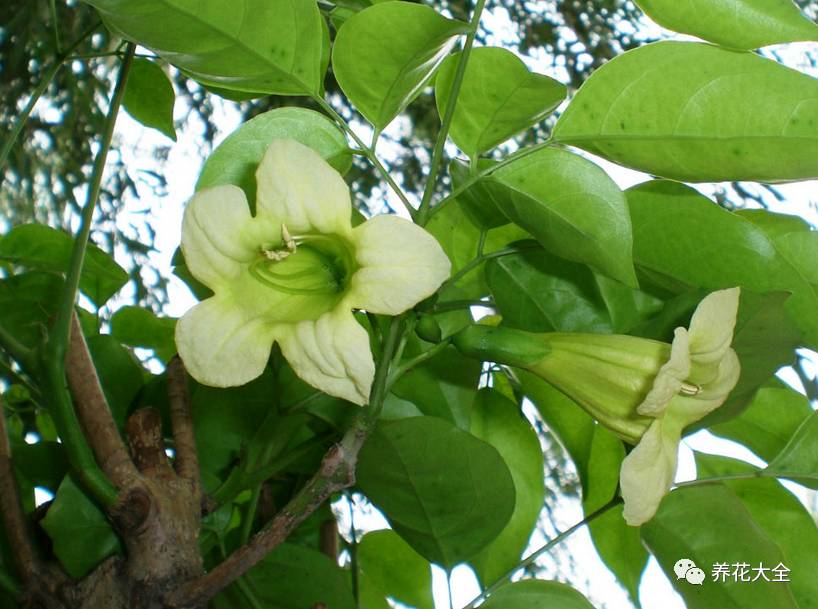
(696, 453, 818, 609)
(642, 484, 800, 609)
(12, 441, 67, 493)
(518, 370, 595, 489)
(486, 246, 614, 333)
(121, 58, 176, 140)
(469, 389, 544, 586)
(357, 416, 516, 567)
(192, 369, 277, 476)
(332, 1, 468, 129)
(0, 224, 128, 306)
(86, 335, 145, 428)
(435, 47, 566, 158)
(469, 146, 637, 286)
(110, 306, 177, 363)
(358, 529, 435, 609)
(626, 180, 818, 348)
(554, 41, 818, 182)
(634, 0, 818, 50)
(83, 0, 324, 95)
(0, 272, 61, 348)
(700, 290, 800, 425)
(212, 544, 355, 609)
(735, 209, 813, 239)
(711, 382, 813, 462)
(583, 427, 647, 606)
(41, 477, 122, 579)
(426, 199, 528, 298)
(766, 410, 818, 486)
(775, 230, 818, 286)
(391, 343, 480, 430)
(480, 580, 596, 609)
(449, 159, 509, 229)
(196, 107, 352, 206)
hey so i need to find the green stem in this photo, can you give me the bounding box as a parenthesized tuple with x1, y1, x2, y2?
(427, 139, 553, 223)
(0, 22, 100, 174)
(311, 96, 417, 220)
(236, 578, 264, 609)
(41, 43, 135, 509)
(442, 242, 539, 290)
(387, 338, 452, 389)
(674, 470, 818, 488)
(462, 496, 622, 609)
(0, 567, 21, 599)
(0, 324, 36, 374)
(417, 0, 488, 226)
(365, 316, 406, 420)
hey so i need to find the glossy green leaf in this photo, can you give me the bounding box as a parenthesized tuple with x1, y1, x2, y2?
(518, 370, 595, 489)
(486, 247, 614, 333)
(83, 0, 324, 95)
(358, 529, 435, 609)
(480, 580, 596, 609)
(12, 441, 66, 493)
(0, 224, 128, 306)
(593, 273, 664, 334)
(766, 410, 818, 486)
(449, 159, 508, 229)
(469, 146, 636, 286)
(642, 484, 799, 609)
(121, 58, 176, 140)
(86, 335, 145, 428)
(470, 389, 544, 585)
(426, 199, 528, 297)
(700, 290, 800, 426)
(775, 230, 818, 286)
(391, 344, 480, 430)
(554, 41, 818, 182)
(583, 427, 647, 605)
(435, 47, 566, 158)
(212, 544, 355, 609)
(110, 306, 177, 363)
(635, 0, 818, 50)
(711, 382, 813, 462)
(357, 416, 516, 567)
(332, 1, 468, 128)
(41, 477, 122, 579)
(735, 209, 813, 239)
(696, 453, 818, 609)
(626, 180, 818, 348)
(0, 272, 61, 348)
(196, 107, 352, 206)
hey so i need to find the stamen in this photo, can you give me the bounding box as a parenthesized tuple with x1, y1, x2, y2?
(282, 224, 296, 252)
(679, 381, 701, 396)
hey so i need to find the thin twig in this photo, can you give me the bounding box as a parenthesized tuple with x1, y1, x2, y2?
(66, 313, 138, 486)
(167, 357, 201, 496)
(417, 0, 488, 226)
(461, 496, 622, 609)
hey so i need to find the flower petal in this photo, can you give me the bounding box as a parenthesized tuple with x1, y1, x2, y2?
(620, 415, 684, 526)
(255, 139, 353, 236)
(672, 348, 741, 422)
(688, 287, 740, 372)
(637, 327, 690, 417)
(176, 295, 275, 388)
(347, 215, 451, 314)
(181, 185, 258, 290)
(275, 309, 375, 405)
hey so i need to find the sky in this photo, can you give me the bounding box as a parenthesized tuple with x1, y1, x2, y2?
(99, 6, 818, 609)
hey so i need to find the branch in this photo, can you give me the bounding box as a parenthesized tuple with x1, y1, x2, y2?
(0, 397, 39, 585)
(0, 323, 36, 374)
(167, 357, 201, 497)
(66, 313, 139, 486)
(41, 43, 136, 508)
(416, 0, 488, 226)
